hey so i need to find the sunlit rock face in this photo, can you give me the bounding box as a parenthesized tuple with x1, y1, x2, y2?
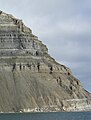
(0, 11, 90, 112)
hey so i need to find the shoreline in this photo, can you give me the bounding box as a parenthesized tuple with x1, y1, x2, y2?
(0, 110, 91, 114)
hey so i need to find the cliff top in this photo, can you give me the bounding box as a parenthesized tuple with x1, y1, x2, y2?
(0, 10, 32, 33)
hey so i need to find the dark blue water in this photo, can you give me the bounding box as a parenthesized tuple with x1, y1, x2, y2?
(0, 112, 91, 120)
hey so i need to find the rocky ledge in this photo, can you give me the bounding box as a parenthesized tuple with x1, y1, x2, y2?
(0, 11, 91, 112)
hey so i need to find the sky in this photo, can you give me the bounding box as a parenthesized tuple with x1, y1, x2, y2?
(0, 0, 91, 92)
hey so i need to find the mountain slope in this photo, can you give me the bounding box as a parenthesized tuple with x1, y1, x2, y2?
(0, 11, 90, 112)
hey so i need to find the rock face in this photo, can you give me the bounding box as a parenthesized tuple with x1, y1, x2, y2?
(0, 11, 90, 112)
(62, 98, 91, 111)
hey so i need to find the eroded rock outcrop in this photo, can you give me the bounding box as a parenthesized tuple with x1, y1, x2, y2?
(0, 11, 90, 112)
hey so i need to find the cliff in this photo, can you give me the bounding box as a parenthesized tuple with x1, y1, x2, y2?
(0, 11, 90, 112)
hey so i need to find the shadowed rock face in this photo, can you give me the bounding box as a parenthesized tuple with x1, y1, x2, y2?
(0, 11, 90, 112)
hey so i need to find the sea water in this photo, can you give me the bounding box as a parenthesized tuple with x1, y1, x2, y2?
(0, 112, 91, 120)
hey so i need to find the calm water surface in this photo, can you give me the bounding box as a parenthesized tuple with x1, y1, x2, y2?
(0, 112, 91, 120)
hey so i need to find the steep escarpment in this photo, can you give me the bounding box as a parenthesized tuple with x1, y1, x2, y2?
(0, 11, 90, 112)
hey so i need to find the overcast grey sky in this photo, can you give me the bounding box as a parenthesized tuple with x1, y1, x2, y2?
(0, 0, 91, 92)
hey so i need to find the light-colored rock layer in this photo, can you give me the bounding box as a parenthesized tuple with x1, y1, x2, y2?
(62, 98, 91, 111)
